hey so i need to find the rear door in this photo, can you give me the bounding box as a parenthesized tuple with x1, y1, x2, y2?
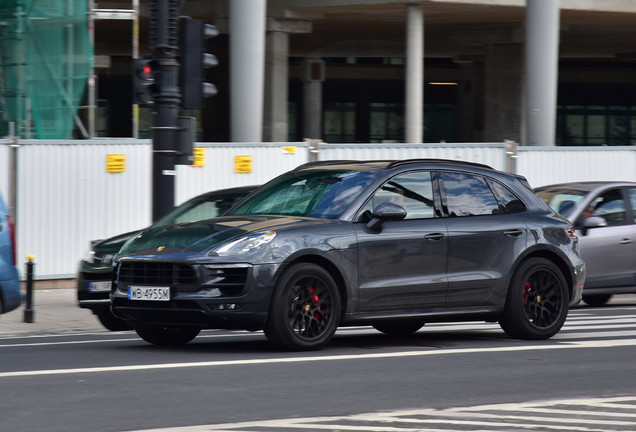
(440, 171, 528, 307)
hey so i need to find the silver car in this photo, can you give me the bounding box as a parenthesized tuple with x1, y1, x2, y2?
(535, 181, 636, 306)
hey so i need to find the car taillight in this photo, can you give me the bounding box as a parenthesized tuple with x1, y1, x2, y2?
(565, 226, 577, 240)
(6, 215, 16, 266)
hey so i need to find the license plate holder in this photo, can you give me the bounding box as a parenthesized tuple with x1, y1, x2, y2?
(88, 281, 111, 292)
(127, 286, 170, 301)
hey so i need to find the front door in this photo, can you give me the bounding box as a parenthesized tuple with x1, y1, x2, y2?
(354, 171, 448, 312)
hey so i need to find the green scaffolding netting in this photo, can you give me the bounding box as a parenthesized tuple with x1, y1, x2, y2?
(0, 0, 90, 138)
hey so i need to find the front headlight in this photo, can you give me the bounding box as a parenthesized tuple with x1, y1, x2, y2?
(84, 249, 115, 265)
(214, 231, 276, 256)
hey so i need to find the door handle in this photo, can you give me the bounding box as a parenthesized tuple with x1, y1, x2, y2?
(620, 238, 632, 244)
(424, 233, 445, 241)
(503, 229, 524, 237)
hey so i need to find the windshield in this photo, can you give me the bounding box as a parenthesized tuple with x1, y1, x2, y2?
(228, 169, 377, 219)
(535, 188, 588, 218)
(152, 192, 249, 228)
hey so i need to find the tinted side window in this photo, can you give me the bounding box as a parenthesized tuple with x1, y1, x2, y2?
(441, 172, 500, 216)
(584, 188, 627, 226)
(356, 171, 435, 222)
(373, 171, 435, 220)
(488, 179, 526, 213)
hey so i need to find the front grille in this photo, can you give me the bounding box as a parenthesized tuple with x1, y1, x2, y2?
(118, 262, 197, 286)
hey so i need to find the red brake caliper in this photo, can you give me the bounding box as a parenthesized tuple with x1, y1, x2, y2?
(522, 282, 532, 303)
(308, 287, 321, 319)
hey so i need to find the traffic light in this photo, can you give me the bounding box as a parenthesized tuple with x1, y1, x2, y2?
(179, 17, 218, 109)
(133, 56, 158, 106)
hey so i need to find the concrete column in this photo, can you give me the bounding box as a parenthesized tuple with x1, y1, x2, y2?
(525, 0, 560, 146)
(263, 29, 289, 142)
(302, 58, 324, 140)
(229, 0, 266, 142)
(483, 44, 524, 143)
(405, 4, 424, 143)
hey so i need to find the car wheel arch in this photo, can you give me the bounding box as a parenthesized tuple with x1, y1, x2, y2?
(273, 253, 348, 318)
(509, 248, 575, 303)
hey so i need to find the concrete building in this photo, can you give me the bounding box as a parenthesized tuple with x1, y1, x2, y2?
(66, 1, 636, 145)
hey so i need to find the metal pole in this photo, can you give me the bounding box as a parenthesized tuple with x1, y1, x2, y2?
(132, 0, 140, 138)
(150, 0, 181, 221)
(88, 0, 96, 138)
(23, 255, 35, 323)
(9, 123, 17, 223)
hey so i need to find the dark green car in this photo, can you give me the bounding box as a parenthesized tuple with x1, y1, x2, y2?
(77, 185, 257, 330)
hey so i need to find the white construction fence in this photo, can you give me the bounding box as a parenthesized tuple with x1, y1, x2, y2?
(1, 138, 635, 279)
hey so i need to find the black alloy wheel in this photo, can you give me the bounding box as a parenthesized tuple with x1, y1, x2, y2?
(265, 263, 341, 350)
(134, 324, 201, 345)
(499, 257, 569, 340)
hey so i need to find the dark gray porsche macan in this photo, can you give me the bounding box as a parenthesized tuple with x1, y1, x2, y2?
(111, 159, 585, 350)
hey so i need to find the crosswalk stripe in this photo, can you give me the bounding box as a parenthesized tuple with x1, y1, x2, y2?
(129, 396, 636, 432)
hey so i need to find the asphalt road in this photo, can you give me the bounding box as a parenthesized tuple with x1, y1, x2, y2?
(1, 294, 636, 432)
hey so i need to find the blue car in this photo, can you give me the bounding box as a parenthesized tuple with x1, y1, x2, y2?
(0, 193, 21, 315)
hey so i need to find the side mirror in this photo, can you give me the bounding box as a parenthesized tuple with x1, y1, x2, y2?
(366, 202, 407, 230)
(583, 216, 607, 228)
(580, 216, 607, 236)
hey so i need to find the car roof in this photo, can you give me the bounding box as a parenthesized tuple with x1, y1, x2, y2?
(536, 181, 636, 192)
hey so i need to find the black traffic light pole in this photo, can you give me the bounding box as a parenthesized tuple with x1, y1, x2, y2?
(149, 0, 181, 221)
(143, 1, 217, 220)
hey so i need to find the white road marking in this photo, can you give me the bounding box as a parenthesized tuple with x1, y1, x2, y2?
(1, 338, 636, 379)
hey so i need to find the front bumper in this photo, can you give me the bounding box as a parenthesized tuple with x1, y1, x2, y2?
(110, 262, 278, 330)
(76, 263, 114, 313)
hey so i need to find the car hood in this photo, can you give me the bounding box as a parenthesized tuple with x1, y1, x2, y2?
(93, 230, 141, 255)
(117, 215, 332, 258)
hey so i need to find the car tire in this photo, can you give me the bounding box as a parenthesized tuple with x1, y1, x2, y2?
(134, 324, 201, 345)
(582, 294, 612, 307)
(373, 319, 424, 335)
(499, 257, 569, 340)
(97, 310, 134, 331)
(265, 263, 341, 351)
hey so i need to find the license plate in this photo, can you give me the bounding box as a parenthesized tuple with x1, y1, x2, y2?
(88, 281, 111, 292)
(127, 286, 170, 301)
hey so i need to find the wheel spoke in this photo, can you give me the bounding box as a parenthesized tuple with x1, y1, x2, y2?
(523, 269, 564, 329)
(286, 276, 333, 340)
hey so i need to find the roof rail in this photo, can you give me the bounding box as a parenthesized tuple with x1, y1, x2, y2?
(293, 158, 494, 172)
(386, 158, 493, 170)
(292, 160, 365, 171)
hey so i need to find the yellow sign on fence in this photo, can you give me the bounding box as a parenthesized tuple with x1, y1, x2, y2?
(106, 154, 126, 173)
(192, 147, 205, 167)
(234, 155, 252, 173)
